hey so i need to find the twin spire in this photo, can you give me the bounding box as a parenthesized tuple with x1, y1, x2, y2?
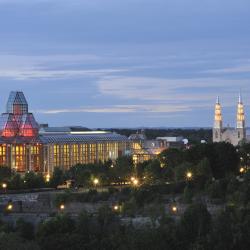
(214, 93, 245, 129)
(237, 92, 245, 128)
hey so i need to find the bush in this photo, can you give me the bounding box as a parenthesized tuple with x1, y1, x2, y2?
(207, 180, 227, 200)
(183, 185, 194, 204)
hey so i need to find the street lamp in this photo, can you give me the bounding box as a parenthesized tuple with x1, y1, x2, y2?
(60, 204, 65, 211)
(186, 171, 193, 180)
(240, 167, 245, 174)
(6, 203, 13, 211)
(2, 183, 7, 193)
(45, 173, 50, 183)
(93, 178, 99, 187)
(171, 205, 178, 214)
(113, 205, 119, 212)
(132, 178, 139, 186)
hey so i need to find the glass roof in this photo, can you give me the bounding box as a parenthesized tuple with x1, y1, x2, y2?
(6, 91, 28, 115)
(40, 133, 128, 144)
(0, 114, 19, 136)
(0, 92, 39, 137)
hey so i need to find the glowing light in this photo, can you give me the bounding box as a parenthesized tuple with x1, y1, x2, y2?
(172, 206, 177, 213)
(60, 204, 65, 210)
(93, 178, 99, 185)
(7, 204, 13, 211)
(113, 205, 119, 211)
(240, 167, 245, 173)
(132, 178, 139, 186)
(186, 172, 192, 180)
(45, 173, 50, 183)
(2, 183, 7, 189)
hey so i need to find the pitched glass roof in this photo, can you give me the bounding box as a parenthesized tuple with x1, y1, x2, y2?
(6, 91, 28, 114)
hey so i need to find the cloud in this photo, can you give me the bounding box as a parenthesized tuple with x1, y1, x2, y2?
(0, 53, 127, 80)
(35, 104, 192, 114)
(204, 63, 250, 74)
(97, 76, 250, 104)
(0, 68, 127, 80)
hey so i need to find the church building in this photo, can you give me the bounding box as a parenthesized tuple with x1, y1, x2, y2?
(213, 94, 246, 146)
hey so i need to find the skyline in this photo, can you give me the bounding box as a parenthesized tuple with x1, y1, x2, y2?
(0, 0, 249, 127)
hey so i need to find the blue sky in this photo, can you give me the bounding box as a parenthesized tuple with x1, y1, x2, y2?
(0, 0, 249, 128)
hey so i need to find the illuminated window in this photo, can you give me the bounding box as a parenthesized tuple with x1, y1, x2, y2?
(12, 145, 26, 172)
(62, 144, 70, 168)
(72, 144, 79, 165)
(53, 145, 60, 167)
(83, 144, 88, 163)
(31, 145, 40, 172)
(89, 144, 97, 163)
(0, 145, 7, 165)
(98, 143, 105, 162)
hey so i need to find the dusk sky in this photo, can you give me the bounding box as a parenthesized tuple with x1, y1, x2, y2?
(0, 0, 249, 128)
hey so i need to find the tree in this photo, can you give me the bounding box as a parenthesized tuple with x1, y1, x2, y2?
(159, 148, 184, 169)
(15, 218, 34, 240)
(207, 180, 226, 200)
(50, 167, 64, 188)
(183, 185, 193, 204)
(9, 173, 24, 190)
(210, 210, 234, 250)
(68, 164, 91, 186)
(185, 142, 239, 179)
(237, 143, 250, 167)
(0, 166, 12, 182)
(0, 233, 39, 250)
(110, 156, 133, 183)
(23, 171, 41, 189)
(143, 159, 162, 183)
(179, 203, 211, 247)
(195, 157, 212, 189)
(174, 162, 193, 182)
(36, 214, 76, 250)
(211, 142, 239, 178)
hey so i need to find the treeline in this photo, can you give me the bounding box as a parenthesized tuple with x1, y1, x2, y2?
(109, 128, 212, 143)
(0, 167, 65, 191)
(1, 202, 250, 250)
(0, 142, 247, 191)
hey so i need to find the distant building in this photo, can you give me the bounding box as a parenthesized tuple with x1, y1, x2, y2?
(213, 94, 247, 146)
(156, 136, 184, 148)
(129, 131, 167, 164)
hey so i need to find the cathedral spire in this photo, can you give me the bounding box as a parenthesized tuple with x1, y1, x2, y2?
(238, 91, 242, 104)
(214, 96, 222, 128)
(237, 93, 245, 129)
(216, 95, 220, 104)
(213, 96, 223, 142)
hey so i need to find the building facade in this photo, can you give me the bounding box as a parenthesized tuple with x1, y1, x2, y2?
(0, 91, 129, 174)
(213, 95, 247, 146)
(129, 131, 168, 164)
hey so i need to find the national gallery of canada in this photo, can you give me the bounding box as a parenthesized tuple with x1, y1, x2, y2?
(0, 91, 168, 174)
